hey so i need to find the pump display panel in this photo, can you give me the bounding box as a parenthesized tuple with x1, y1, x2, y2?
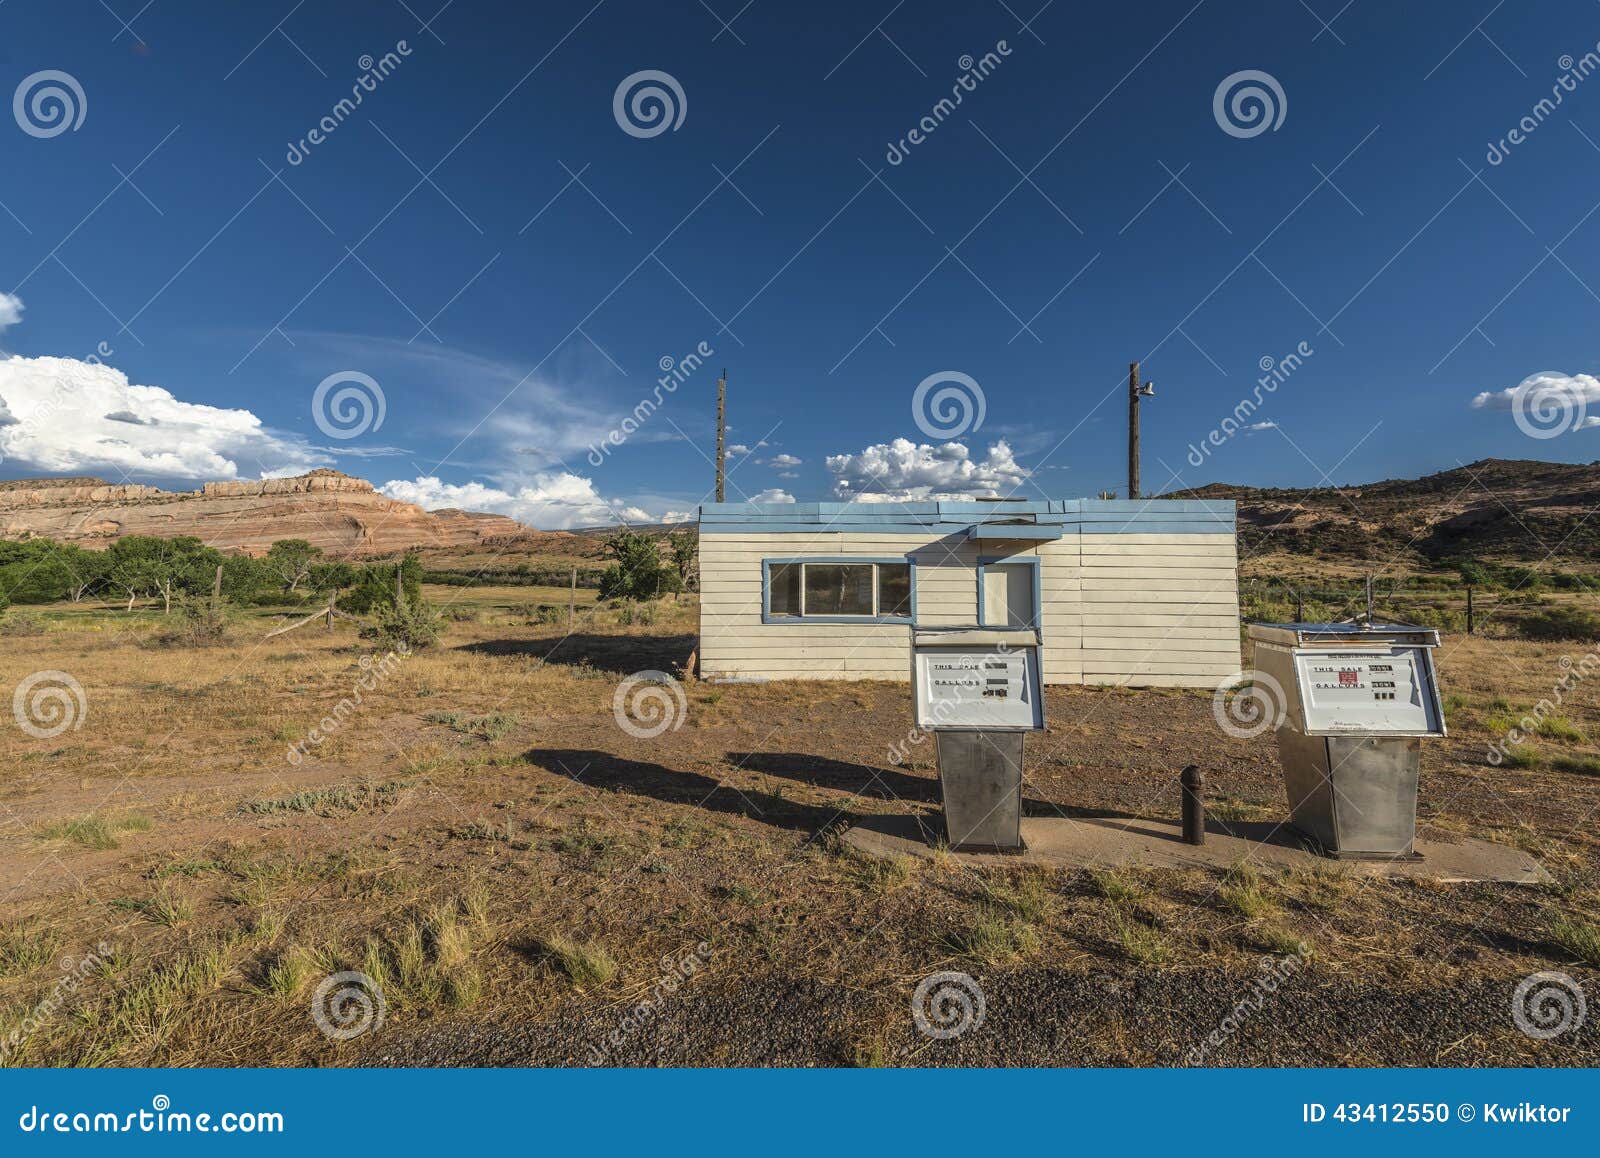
(913, 645, 1043, 731)
(1291, 645, 1443, 736)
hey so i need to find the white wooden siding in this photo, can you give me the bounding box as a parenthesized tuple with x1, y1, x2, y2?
(698, 527, 1238, 687)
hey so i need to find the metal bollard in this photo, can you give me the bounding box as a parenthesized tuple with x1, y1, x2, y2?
(1180, 765, 1206, 846)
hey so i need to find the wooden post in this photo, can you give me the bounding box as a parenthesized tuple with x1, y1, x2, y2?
(569, 566, 577, 628)
(1127, 361, 1140, 500)
(1365, 574, 1374, 623)
(715, 369, 727, 503)
(1295, 588, 1304, 624)
(211, 563, 223, 609)
(1466, 584, 1475, 635)
(395, 564, 404, 608)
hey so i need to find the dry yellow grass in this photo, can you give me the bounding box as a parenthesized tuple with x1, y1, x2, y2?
(0, 599, 1594, 1065)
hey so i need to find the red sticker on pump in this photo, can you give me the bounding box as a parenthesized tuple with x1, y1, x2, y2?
(1338, 669, 1358, 686)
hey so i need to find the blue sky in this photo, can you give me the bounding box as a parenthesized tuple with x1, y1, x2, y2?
(2, 0, 1600, 526)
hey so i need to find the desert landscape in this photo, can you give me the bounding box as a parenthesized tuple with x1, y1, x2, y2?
(1, 461, 1597, 1067)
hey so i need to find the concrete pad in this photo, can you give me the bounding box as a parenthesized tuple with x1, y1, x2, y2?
(842, 814, 1549, 884)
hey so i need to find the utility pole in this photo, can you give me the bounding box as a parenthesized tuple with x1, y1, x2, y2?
(715, 368, 727, 503)
(1127, 362, 1155, 499)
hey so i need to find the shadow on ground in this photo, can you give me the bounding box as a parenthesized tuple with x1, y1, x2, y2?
(524, 748, 856, 834)
(461, 633, 697, 674)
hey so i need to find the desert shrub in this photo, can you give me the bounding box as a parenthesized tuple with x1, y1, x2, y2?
(1516, 607, 1600, 642)
(365, 587, 442, 650)
(147, 597, 232, 648)
(0, 610, 47, 636)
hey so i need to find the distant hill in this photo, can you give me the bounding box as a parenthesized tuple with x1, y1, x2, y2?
(1173, 458, 1600, 571)
(0, 470, 551, 558)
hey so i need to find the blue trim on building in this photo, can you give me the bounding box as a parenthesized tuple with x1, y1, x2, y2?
(759, 556, 917, 626)
(701, 498, 1235, 536)
(967, 523, 1065, 542)
(976, 555, 1043, 633)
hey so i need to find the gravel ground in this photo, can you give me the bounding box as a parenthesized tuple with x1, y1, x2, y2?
(364, 965, 1600, 1068)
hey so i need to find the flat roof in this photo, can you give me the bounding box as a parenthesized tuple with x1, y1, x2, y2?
(699, 498, 1236, 535)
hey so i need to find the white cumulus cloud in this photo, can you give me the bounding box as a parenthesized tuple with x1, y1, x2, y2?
(379, 474, 675, 530)
(749, 487, 795, 504)
(0, 292, 23, 332)
(1471, 371, 1600, 429)
(825, 438, 1029, 501)
(0, 354, 327, 479)
(767, 453, 802, 468)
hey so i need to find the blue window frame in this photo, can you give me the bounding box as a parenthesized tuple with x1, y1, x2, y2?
(761, 557, 916, 625)
(976, 555, 1042, 632)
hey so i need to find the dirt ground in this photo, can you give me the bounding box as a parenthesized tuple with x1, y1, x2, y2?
(1, 593, 1597, 1067)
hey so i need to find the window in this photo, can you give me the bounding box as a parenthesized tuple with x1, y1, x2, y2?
(764, 560, 912, 621)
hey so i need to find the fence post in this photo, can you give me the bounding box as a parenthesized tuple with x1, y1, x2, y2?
(569, 566, 577, 628)
(1467, 584, 1475, 635)
(1295, 588, 1304, 623)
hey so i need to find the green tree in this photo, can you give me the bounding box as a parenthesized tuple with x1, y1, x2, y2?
(667, 527, 698, 593)
(264, 539, 323, 594)
(597, 530, 678, 601)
